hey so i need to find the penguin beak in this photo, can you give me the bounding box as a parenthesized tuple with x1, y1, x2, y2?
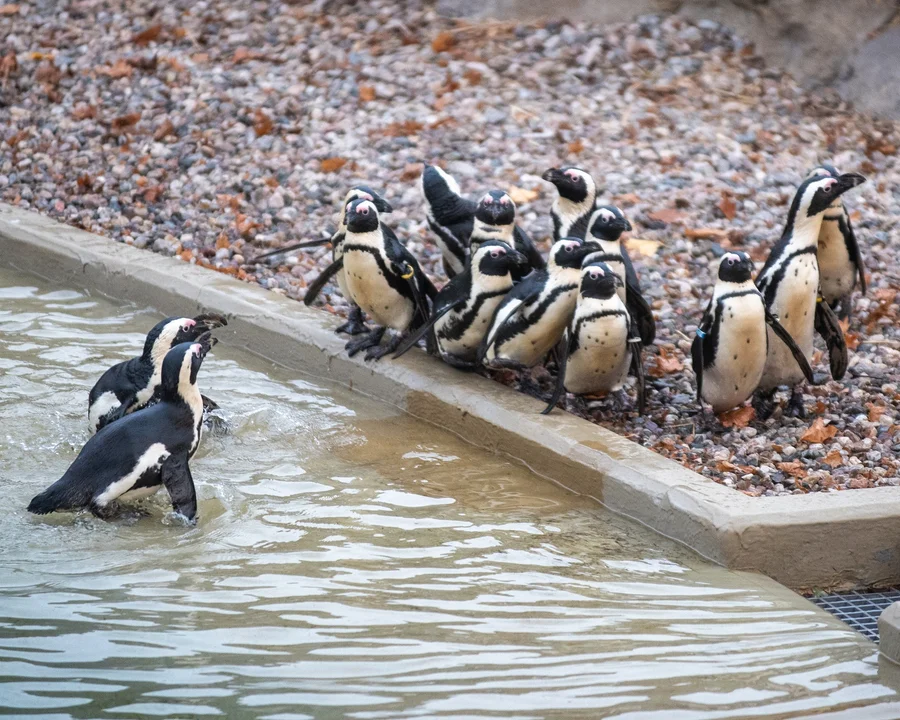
(541, 168, 563, 186)
(573, 241, 601, 263)
(835, 172, 866, 193)
(372, 196, 393, 214)
(195, 331, 217, 359)
(614, 217, 632, 233)
(509, 248, 529, 267)
(192, 313, 228, 332)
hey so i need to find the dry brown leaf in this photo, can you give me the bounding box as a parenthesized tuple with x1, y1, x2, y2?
(648, 208, 687, 224)
(153, 118, 175, 141)
(868, 403, 888, 422)
(845, 331, 860, 351)
(215, 233, 230, 250)
(822, 450, 844, 468)
(110, 112, 141, 131)
(382, 120, 424, 137)
(685, 227, 729, 241)
(72, 103, 97, 120)
(399, 163, 420, 182)
(649, 346, 683, 378)
(253, 109, 274, 137)
(567, 139, 584, 154)
(358, 85, 376, 102)
(233, 47, 268, 64)
(777, 461, 808, 479)
(431, 31, 455, 53)
(507, 185, 539, 205)
(0, 4, 20, 14)
(34, 60, 60, 86)
(0, 51, 17, 85)
(98, 60, 133, 79)
(716, 460, 739, 473)
(463, 68, 482, 85)
(142, 184, 164, 203)
(624, 237, 662, 257)
(718, 405, 755, 428)
(718, 191, 737, 220)
(800, 417, 838, 444)
(614, 193, 639, 206)
(235, 213, 260, 237)
(76, 174, 92, 192)
(132, 25, 163, 46)
(320, 157, 347, 173)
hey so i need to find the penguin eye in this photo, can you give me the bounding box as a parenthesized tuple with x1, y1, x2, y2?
(490, 249, 501, 258)
(359, 205, 369, 215)
(590, 272, 599, 280)
(564, 245, 573, 252)
(727, 258, 736, 266)
(565, 170, 580, 182)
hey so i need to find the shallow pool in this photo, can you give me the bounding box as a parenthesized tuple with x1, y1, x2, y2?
(2, 264, 900, 719)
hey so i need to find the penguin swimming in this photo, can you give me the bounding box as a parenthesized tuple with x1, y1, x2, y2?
(542, 261, 646, 415)
(806, 164, 867, 319)
(341, 198, 437, 360)
(469, 190, 546, 279)
(87, 313, 226, 434)
(29, 335, 215, 522)
(584, 205, 656, 346)
(755, 171, 865, 416)
(542, 167, 599, 241)
(479, 237, 600, 370)
(692, 252, 813, 415)
(393, 240, 528, 368)
(252, 186, 393, 336)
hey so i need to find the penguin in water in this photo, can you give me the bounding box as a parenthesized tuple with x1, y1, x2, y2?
(806, 163, 867, 319)
(542, 167, 599, 241)
(584, 205, 656, 346)
(341, 198, 437, 360)
(478, 237, 600, 370)
(29, 335, 215, 522)
(393, 240, 529, 369)
(87, 313, 226, 434)
(252, 186, 393, 335)
(692, 252, 813, 415)
(420, 165, 540, 278)
(542, 261, 646, 416)
(755, 172, 865, 417)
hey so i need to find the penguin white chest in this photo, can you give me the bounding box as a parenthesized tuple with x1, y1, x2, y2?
(492, 284, 579, 367)
(703, 294, 767, 412)
(437, 293, 507, 362)
(332, 241, 352, 301)
(343, 247, 413, 331)
(565, 303, 631, 395)
(817, 218, 854, 303)
(95, 442, 170, 507)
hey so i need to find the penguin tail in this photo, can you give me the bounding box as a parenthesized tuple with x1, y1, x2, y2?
(421, 164, 469, 225)
(27, 480, 78, 515)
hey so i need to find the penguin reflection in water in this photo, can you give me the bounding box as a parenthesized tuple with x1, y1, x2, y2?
(87, 313, 227, 434)
(252, 186, 393, 336)
(341, 198, 437, 360)
(754, 171, 865, 417)
(692, 252, 813, 416)
(28, 335, 215, 523)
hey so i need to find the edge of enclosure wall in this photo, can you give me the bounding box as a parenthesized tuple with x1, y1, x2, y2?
(3, 202, 900, 592)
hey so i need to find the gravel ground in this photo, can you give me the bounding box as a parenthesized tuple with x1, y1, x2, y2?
(1, 0, 898, 495)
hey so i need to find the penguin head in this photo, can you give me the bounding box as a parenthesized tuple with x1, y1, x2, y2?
(580, 261, 621, 300)
(550, 236, 601, 270)
(542, 167, 595, 204)
(144, 314, 227, 364)
(344, 198, 381, 233)
(475, 190, 516, 226)
(345, 185, 392, 214)
(587, 205, 632, 241)
(794, 172, 866, 219)
(472, 240, 528, 277)
(806, 163, 840, 181)
(717, 251, 754, 284)
(160, 332, 217, 397)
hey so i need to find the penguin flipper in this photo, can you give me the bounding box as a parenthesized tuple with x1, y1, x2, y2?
(625, 283, 656, 346)
(542, 331, 570, 415)
(393, 299, 464, 359)
(841, 213, 867, 295)
(813, 299, 849, 381)
(303, 257, 344, 306)
(251, 237, 330, 263)
(765, 309, 815, 384)
(513, 225, 547, 272)
(691, 334, 704, 407)
(98, 393, 137, 430)
(161, 453, 197, 523)
(629, 335, 646, 415)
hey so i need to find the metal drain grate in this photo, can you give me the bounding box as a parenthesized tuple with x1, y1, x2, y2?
(809, 590, 900, 642)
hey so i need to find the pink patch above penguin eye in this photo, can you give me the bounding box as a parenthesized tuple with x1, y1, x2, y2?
(362, 193, 373, 201)
(565, 171, 579, 181)
(499, 196, 509, 205)
(192, 344, 201, 356)
(483, 196, 492, 205)
(490, 250, 501, 258)
(359, 205, 369, 215)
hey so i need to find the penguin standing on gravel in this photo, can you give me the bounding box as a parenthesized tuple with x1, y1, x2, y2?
(807, 164, 867, 319)
(393, 240, 528, 368)
(542, 167, 599, 241)
(478, 237, 600, 370)
(584, 205, 655, 345)
(341, 198, 437, 360)
(755, 171, 865, 417)
(88, 313, 227, 433)
(468, 190, 545, 277)
(692, 252, 813, 414)
(29, 335, 216, 522)
(542, 261, 646, 416)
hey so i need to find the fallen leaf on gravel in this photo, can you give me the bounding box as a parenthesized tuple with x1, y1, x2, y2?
(76, 174, 92, 191)
(822, 450, 844, 468)
(72, 103, 97, 120)
(777, 461, 808, 479)
(382, 120, 423, 137)
(716, 460, 739, 473)
(98, 60, 133, 79)
(233, 47, 267, 64)
(850, 476, 873, 489)
(648, 208, 686, 224)
(507, 185, 539, 204)
(718, 191, 737, 220)
(320, 157, 347, 173)
(132, 25, 163, 46)
(463, 68, 482, 85)
(649, 346, 683, 378)
(432, 31, 455, 53)
(400, 163, 420, 182)
(110, 112, 141, 130)
(153, 118, 174, 141)
(868, 403, 888, 422)
(845, 331, 860, 351)
(253, 109, 274, 137)
(614, 193, 639, 206)
(216, 233, 230, 250)
(358, 85, 376, 102)
(718, 405, 755, 428)
(800, 417, 837, 444)
(142, 184, 164, 203)
(625, 237, 661, 257)
(0, 4, 20, 15)
(567, 139, 584, 154)
(235, 213, 260, 237)
(685, 227, 728, 241)
(0, 51, 17, 85)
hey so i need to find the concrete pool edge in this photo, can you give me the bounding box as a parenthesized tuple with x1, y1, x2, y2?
(2, 202, 899, 591)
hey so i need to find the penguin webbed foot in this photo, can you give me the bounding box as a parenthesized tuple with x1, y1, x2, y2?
(786, 388, 807, 419)
(752, 389, 777, 421)
(364, 331, 403, 362)
(834, 294, 852, 321)
(346, 327, 386, 357)
(336, 306, 370, 336)
(89, 500, 121, 520)
(441, 353, 478, 371)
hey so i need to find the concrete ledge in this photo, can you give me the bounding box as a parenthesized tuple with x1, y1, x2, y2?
(3, 202, 900, 590)
(882, 603, 900, 662)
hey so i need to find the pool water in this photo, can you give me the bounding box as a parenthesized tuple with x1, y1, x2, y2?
(1, 264, 900, 719)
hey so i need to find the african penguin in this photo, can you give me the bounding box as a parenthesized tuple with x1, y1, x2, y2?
(469, 190, 546, 278)
(806, 164, 867, 319)
(692, 252, 812, 415)
(479, 237, 600, 370)
(584, 205, 656, 346)
(542, 166, 599, 241)
(421, 164, 477, 278)
(341, 198, 437, 360)
(29, 335, 215, 522)
(393, 240, 528, 369)
(755, 171, 865, 416)
(542, 261, 645, 415)
(87, 313, 226, 434)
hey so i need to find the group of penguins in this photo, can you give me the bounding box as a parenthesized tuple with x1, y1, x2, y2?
(25, 162, 867, 525)
(258, 162, 867, 420)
